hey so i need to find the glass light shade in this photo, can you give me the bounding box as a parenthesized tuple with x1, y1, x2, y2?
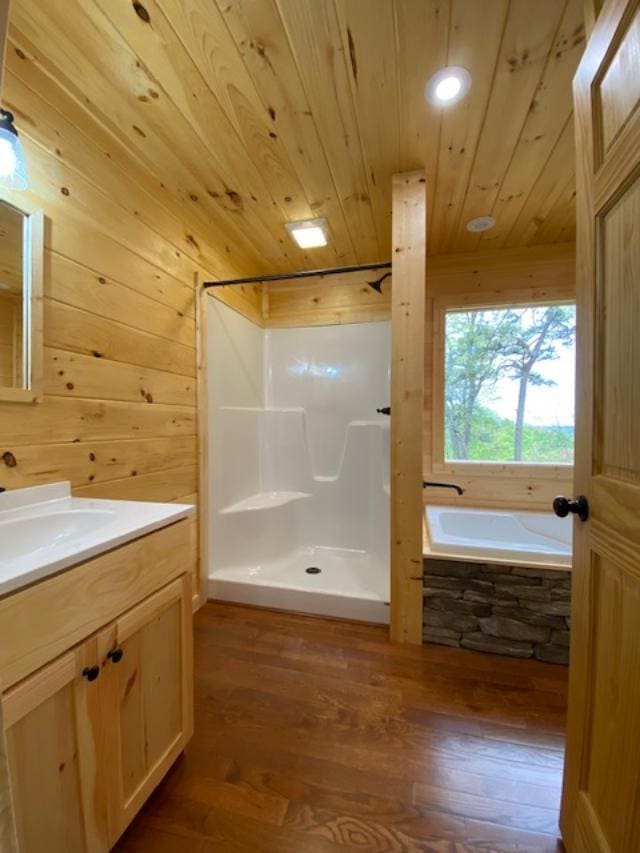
(0, 127, 28, 190)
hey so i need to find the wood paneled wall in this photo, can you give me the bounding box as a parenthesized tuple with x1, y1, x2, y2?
(0, 36, 261, 602)
(423, 242, 576, 510)
(262, 269, 391, 328)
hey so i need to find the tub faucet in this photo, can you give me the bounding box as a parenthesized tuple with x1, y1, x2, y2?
(423, 480, 464, 496)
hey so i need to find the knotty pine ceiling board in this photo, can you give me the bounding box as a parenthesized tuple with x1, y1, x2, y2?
(8, 0, 584, 276)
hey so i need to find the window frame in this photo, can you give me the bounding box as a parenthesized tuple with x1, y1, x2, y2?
(431, 286, 576, 478)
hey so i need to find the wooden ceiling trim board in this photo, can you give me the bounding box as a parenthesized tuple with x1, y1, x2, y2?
(4, 62, 251, 284)
(429, 0, 509, 253)
(333, 0, 400, 257)
(478, 0, 584, 249)
(393, 0, 450, 228)
(453, 0, 568, 254)
(214, 0, 356, 266)
(159, 0, 352, 269)
(10, 0, 288, 274)
(89, 0, 311, 270)
(504, 113, 575, 247)
(275, 0, 382, 261)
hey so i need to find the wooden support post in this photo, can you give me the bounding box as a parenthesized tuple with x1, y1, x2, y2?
(390, 171, 427, 644)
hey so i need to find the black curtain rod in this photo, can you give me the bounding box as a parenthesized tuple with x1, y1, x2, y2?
(202, 261, 392, 290)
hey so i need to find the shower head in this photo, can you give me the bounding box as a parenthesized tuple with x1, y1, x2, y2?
(367, 271, 391, 294)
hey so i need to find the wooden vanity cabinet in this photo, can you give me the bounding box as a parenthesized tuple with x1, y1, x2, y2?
(3, 638, 109, 852)
(100, 574, 193, 843)
(0, 521, 194, 852)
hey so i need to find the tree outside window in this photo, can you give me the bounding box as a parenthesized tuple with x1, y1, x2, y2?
(444, 304, 576, 464)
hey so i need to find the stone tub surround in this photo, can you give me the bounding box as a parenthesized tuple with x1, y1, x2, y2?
(423, 557, 571, 664)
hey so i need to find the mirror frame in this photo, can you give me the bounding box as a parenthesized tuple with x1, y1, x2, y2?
(0, 207, 44, 404)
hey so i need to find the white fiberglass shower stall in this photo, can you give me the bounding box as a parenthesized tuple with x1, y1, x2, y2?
(206, 297, 390, 622)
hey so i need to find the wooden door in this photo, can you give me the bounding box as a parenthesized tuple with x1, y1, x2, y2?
(2, 637, 108, 852)
(561, 1, 640, 850)
(102, 574, 193, 845)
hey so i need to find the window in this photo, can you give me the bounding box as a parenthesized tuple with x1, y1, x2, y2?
(443, 304, 576, 464)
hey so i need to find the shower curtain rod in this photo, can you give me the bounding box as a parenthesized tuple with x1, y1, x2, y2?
(202, 260, 392, 293)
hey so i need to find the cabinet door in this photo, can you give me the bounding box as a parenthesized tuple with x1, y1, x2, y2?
(103, 574, 193, 844)
(3, 637, 108, 852)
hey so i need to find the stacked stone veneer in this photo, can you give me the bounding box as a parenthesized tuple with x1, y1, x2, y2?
(423, 558, 571, 664)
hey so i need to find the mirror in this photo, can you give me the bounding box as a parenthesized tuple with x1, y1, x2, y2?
(0, 201, 43, 403)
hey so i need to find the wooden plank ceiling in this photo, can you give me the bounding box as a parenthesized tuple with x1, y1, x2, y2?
(7, 0, 584, 278)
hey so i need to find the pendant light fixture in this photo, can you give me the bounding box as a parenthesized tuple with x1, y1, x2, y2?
(0, 109, 28, 190)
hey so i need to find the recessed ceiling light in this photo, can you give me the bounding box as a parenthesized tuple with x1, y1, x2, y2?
(285, 218, 329, 249)
(466, 215, 496, 233)
(426, 66, 472, 107)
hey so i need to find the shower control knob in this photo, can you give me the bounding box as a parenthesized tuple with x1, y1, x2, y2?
(553, 495, 589, 522)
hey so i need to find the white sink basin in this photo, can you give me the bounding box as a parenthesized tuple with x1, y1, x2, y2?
(0, 509, 117, 562)
(0, 482, 195, 596)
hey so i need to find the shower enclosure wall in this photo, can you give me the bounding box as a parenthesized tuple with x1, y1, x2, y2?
(206, 298, 390, 622)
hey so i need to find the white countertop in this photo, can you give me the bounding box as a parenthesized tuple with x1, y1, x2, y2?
(0, 481, 195, 597)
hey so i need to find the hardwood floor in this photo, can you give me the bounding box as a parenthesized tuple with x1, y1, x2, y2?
(115, 602, 568, 852)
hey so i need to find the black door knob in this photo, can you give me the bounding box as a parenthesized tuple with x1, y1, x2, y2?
(107, 648, 124, 664)
(82, 665, 100, 682)
(376, 406, 391, 416)
(553, 495, 589, 522)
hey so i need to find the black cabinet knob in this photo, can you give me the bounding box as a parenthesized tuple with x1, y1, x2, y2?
(107, 648, 124, 664)
(553, 495, 589, 522)
(82, 665, 100, 682)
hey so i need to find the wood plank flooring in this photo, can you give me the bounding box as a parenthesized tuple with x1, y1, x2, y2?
(115, 602, 568, 852)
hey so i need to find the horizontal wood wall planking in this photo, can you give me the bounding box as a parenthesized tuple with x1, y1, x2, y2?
(73, 466, 197, 503)
(263, 270, 391, 328)
(423, 470, 575, 511)
(261, 243, 576, 330)
(43, 301, 196, 379)
(0, 41, 256, 607)
(423, 242, 577, 510)
(44, 348, 196, 408)
(0, 437, 196, 491)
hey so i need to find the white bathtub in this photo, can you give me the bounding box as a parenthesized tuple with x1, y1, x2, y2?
(425, 505, 572, 568)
